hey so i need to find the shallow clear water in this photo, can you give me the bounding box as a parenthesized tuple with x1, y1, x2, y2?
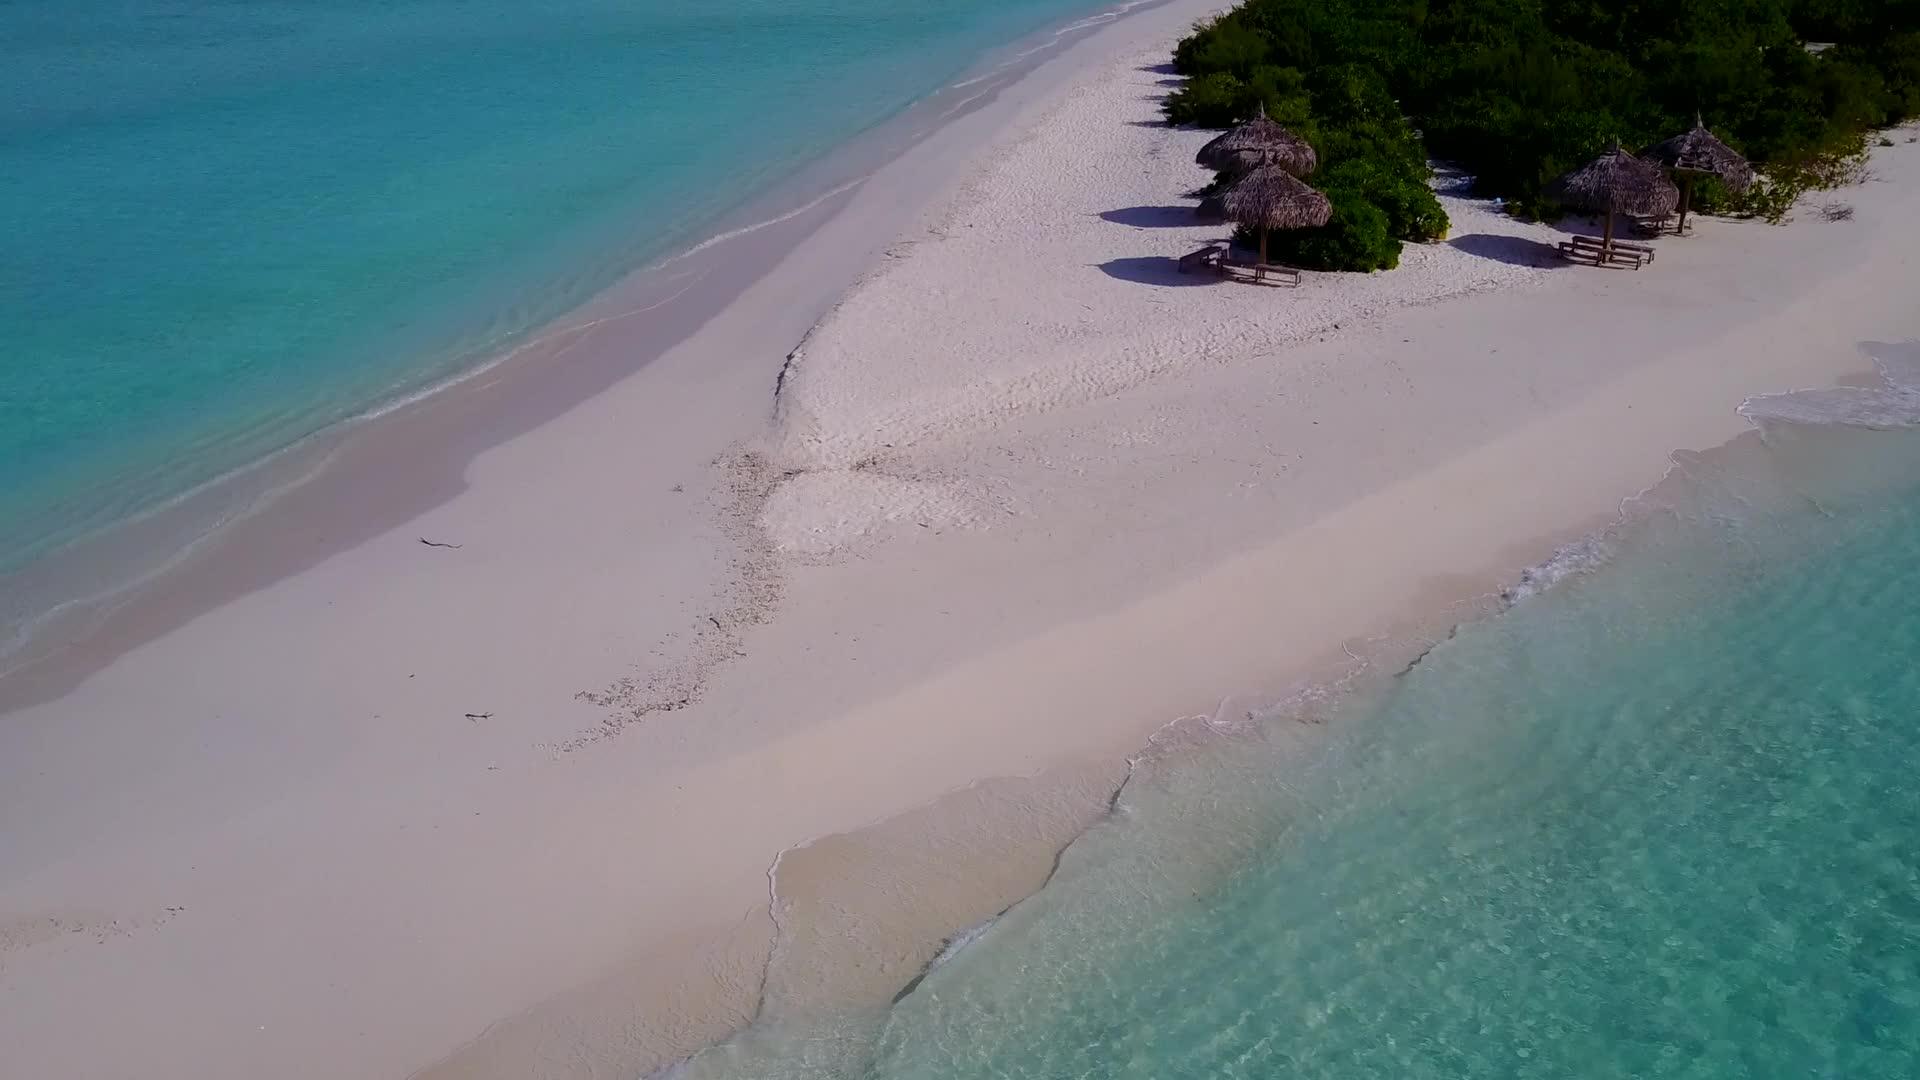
(0, 0, 1114, 576)
(676, 353, 1920, 1077)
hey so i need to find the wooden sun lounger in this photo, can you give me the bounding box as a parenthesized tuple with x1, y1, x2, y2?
(1177, 243, 1226, 273)
(1215, 254, 1301, 287)
(1173, 244, 1302, 286)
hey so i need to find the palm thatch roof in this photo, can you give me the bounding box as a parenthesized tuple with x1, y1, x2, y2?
(1640, 116, 1755, 192)
(1548, 145, 1680, 217)
(1195, 103, 1318, 177)
(1219, 165, 1334, 231)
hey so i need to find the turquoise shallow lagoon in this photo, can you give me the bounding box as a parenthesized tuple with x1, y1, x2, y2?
(0, 0, 1118, 579)
(677, 352, 1920, 1078)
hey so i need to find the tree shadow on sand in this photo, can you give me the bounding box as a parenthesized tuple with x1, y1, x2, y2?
(1098, 256, 1222, 286)
(1448, 234, 1567, 268)
(1100, 205, 1206, 228)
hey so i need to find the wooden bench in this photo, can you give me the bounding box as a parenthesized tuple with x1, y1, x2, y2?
(1557, 241, 1645, 269)
(1557, 240, 1646, 268)
(1566, 234, 1655, 261)
(1558, 235, 1651, 269)
(1216, 254, 1302, 287)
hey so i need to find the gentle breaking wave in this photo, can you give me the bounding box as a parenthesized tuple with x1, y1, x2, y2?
(1741, 341, 1920, 429)
(673, 342, 1920, 1078)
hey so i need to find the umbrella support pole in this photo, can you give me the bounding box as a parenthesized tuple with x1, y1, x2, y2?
(1678, 175, 1694, 235)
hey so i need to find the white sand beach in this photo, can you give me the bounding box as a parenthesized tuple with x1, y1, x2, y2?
(4, 0, 1920, 1075)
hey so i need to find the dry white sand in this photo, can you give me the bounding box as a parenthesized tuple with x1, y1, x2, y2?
(761, 71, 1556, 549)
(4, 0, 1920, 1075)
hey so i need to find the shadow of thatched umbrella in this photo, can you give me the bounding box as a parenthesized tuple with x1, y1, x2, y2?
(1548, 144, 1679, 259)
(1640, 115, 1754, 234)
(1220, 164, 1333, 266)
(1196, 103, 1318, 177)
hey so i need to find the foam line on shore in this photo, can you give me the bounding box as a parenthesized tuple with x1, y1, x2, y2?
(672, 353, 1920, 1068)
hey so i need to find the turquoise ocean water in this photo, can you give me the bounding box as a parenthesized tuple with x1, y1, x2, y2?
(0, 0, 1121, 620)
(676, 348, 1920, 1078)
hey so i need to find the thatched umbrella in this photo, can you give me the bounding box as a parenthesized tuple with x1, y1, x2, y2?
(1219, 164, 1333, 266)
(1640, 115, 1754, 234)
(1195, 102, 1318, 178)
(1548, 144, 1679, 256)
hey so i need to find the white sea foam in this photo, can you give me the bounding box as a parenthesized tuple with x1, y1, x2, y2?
(949, 0, 1158, 89)
(926, 915, 1001, 972)
(654, 177, 871, 269)
(1502, 533, 1618, 604)
(1740, 343, 1920, 429)
(1500, 346, 1920, 614)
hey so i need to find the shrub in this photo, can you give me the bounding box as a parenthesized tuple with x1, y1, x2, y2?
(1164, 72, 1247, 127)
(1261, 198, 1402, 272)
(1168, 0, 1916, 228)
(1370, 175, 1451, 241)
(1248, 66, 1316, 126)
(1315, 156, 1450, 241)
(1724, 175, 1806, 223)
(1173, 16, 1269, 79)
(1714, 131, 1871, 222)
(1169, 30, 1450, 271)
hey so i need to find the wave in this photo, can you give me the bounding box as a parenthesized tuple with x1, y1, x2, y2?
(928, 916, 999, 969)
(1501, 532, 1617, 603)
(948, 0, 1162, 90)
(669, 339, 1920, 1079)
(1740, 340, 1920, 428)
(1497, 341, 1920, 615)
(847, 355, 1920, 1078)
(654, 178, 872, 269)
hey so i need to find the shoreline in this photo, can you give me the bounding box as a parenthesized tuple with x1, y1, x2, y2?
(3, 4, 1919, 1078)
(416, 95, 1919, 1067)
(0, 4, 1248, 1077)
(0, 0, 1194, 697)
(553, 99, 1920, 1067)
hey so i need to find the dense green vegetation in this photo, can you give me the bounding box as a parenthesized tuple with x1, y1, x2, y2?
(1178, 51, 1450, 270)
(1167, 0, 1920, 268)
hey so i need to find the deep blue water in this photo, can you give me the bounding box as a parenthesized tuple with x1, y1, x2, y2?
(0, 0, 1115, 582)
(675, 352, 1920, 1077)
